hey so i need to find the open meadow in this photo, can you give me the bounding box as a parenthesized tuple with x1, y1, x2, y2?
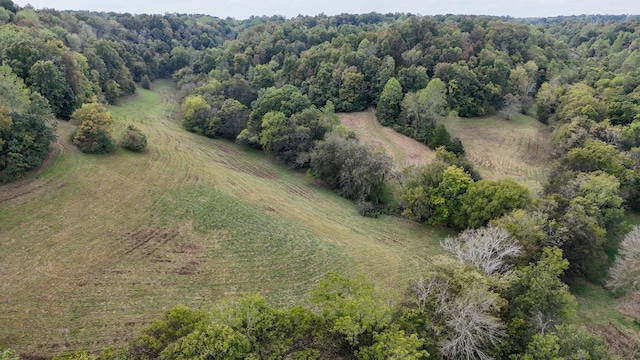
(0, 81, 449, 358)
(339, 109, 435, 167)
(442, 113, 551, 193)
(340, 111, 550, 194)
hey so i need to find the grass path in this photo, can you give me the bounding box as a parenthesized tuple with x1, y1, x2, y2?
(0, 81, 446, 358)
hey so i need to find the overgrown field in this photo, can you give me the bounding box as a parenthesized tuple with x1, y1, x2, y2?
(0, 81, 448, 358)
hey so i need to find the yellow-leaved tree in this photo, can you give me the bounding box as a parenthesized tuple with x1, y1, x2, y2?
(71, 103, 115, 154)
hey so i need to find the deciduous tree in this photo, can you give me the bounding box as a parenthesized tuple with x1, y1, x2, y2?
(71, 103, 115, 154)
(376, 77, 403, 126)
(442, 225, 522, 276)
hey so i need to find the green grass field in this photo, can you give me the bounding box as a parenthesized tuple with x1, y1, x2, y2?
(0, 81, 449, 358)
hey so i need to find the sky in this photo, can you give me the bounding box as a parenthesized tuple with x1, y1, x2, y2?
(12, 0, 640, 19)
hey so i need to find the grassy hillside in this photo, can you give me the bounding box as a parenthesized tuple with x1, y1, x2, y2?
(340, 111, 550, 193)
(339, 109, 435, 167)
(0, 81, 448, 358)
(442, 113, 551, 193)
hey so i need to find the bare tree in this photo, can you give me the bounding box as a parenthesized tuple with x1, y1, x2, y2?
(442, 225, 522, 276)
(410, 275, 451, 314)
(409, 261, 505, 360)
(441, 287, 503, 360)
(607, 225, 640, 294)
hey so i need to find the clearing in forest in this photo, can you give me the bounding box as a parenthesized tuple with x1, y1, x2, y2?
(0, 81, 447, 358)
(442, 113, 551, 193)
(340, 109, 550, 193)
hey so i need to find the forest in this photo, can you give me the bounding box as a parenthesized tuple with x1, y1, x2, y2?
(1, 0, 640, 358)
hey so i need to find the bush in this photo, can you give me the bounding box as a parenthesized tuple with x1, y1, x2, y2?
(357, 200, 380, 218)
(120, 125, 147, 152)
(75, 128, 116, 154)
(140, 75, 151, 90)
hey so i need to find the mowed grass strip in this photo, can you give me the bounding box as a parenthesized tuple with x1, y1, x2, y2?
(0, 81, 446, 358)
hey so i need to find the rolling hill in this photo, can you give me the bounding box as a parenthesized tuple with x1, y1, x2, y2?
(0, 81, 449, 358)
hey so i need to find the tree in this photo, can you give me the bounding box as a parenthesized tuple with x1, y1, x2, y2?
(251, 64, 275, 89)
(607, 225, 640, 295)
(397, 65, 429, 93)
(311, 272, 391, 349)
(246, 84, 311, 139)
(338, 66, 365, 111)
(120, 125, 147, 152)
(0, 7, 11, 25)
(400, 79, 448, 135)
(420, 78, 448, 120)
(535, 82, 556, 124)
(0, 64, 31, 114)
(159, 323, 251, 360)
(0, 112, 56, 183)
(442, 225, 522, 276)
(28, 60, 78, 120)
(129, 305, 208, 359)
(259, 111, 313, 166)
(491, 209, 552, 265)
(519, 325, 612, 360)
(428, 165, 474, 227)
(376, 77, 403, 126)
(441, 287, 504, 360)
(71, 103, 116, 154)
(140, 75, 151, 90)
(358, 327, 429, 360)
(407, 258, 505, 360)
(459, 179, 531, 229)
(181, 94, 212, 135)
(214, 98, 249, 140)
(505, 247, 576, 352)
(311, 133, 392, 203)
(3, 39, 42, 80)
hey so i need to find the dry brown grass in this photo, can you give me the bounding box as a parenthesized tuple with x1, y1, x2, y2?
(442, 113, 551, 193)
(339, 109, 435, 167)
(339, 110, 550, 193)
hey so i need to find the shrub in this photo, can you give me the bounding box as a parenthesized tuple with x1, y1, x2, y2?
(140, 75, 151, 90)
(120, 125, 147, 152)
(75, 128, 116, 154)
